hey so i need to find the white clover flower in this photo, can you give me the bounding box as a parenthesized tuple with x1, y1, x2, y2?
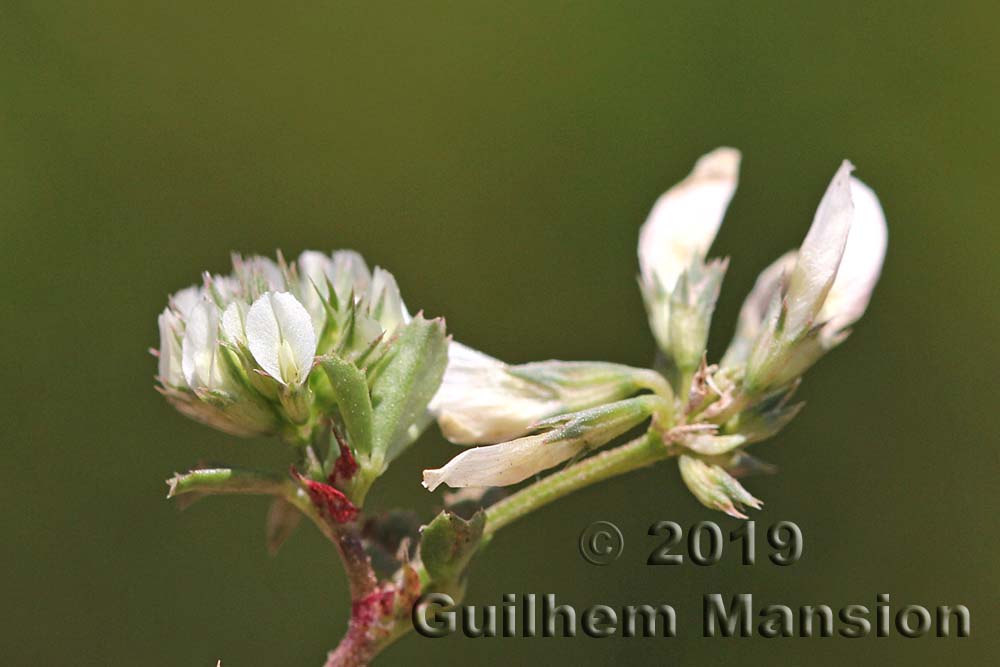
(181, 298, 233, 392)
(782, 160, 856, 337)
(429, 342, 669, 445)
(732, 167, 887, 387)
(424, 396, 660, 490)
(816, 177, 888, 341)
(245, 292, 317, 387)
(429, 343, 559, 445)
(155, 249, 413, 437)
(638, 147, 741, 294)
(637, 147, 740, 362)
(422, 433, 580, 490)
(156, 307, 186, 387)
(296, 249, 374, 333)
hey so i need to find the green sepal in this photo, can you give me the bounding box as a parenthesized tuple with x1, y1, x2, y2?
(419, 509, 485, 587)
(319, 355, 375, 459)
(368, 315, 448, 465)
(724, 381, 804, 444)
(668, 258, 728, 372)
(534, 394, 663, 450)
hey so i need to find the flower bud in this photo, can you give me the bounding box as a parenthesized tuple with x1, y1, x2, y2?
(815, 177, 887, 342)
(423, 396, 660, 490)
(740, 167, 888, 390)
(783, 160, 856, 338)
(429, 342, 670, 445)
(638, 148, 740, 357)
(678, 454, 762, 519)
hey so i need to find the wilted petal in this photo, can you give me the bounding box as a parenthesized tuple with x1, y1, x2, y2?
(818, 177, 888, 338)
(245, 292, 317, 386)
(638, 147, 741, 292)
(422, 433, 582, 490)
(784, 160, 855, 336)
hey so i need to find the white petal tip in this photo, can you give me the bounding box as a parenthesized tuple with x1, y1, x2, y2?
(693, 147, 742, 179)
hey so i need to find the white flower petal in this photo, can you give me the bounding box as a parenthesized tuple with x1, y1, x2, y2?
(297, 250, 334, 332)
(638, 147, 741, 292)
(245, 292, 317, 386)
(429, 342, 558, 445)
(422, 433, 582, 490)
(181, 299, 222, 389)
(818, 177, 888, 336)
(169, 285, 202, 318)
(368, 267, 409, 334)
(784, 160, 855, 335)
(221, 302, 247, 346)
(157, 307, 185, 386)
(331, 250, 371, 303)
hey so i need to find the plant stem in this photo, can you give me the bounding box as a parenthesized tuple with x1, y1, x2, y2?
(170, 431, 679, 666)
(484, 431, 674, 536)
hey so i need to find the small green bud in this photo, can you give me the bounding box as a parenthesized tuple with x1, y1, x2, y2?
(678, 454, 762, 519)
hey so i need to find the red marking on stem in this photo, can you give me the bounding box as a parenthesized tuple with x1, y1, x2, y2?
(352, 588, 396, 625)
(331, 442, 359, 484)
(291, 467, 359, 523)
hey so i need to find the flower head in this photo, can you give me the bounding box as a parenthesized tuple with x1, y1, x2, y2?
(154, 250, 412, 437)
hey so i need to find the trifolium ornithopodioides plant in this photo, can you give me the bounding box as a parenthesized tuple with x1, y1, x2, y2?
(156, 148, 886, 665)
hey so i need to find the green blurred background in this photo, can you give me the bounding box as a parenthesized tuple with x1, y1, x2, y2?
(2, 2, 997, 665)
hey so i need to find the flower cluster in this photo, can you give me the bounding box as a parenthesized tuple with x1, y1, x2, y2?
(156, 250, 452, 509)
(425, 148, 887, 517)
(156, 251, 408, 438)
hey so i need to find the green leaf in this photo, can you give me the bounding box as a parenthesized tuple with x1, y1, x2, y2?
(369, 315, 448, 465)
(320, 356, 375, 458)
(419, 509, 485, 585)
